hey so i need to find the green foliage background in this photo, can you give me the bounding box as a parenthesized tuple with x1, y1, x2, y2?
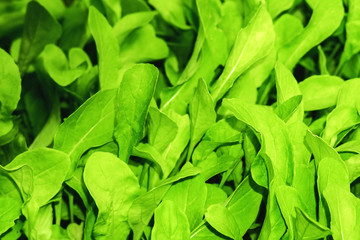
(0, 0, 360, 239)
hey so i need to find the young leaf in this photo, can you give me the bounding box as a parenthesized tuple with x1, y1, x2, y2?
(83, 152, 140, 240)
(205, 203, 240, 239)
(113, 11, 157, 43)
(6, 148, 70, 237)
(294, 207, 331, 240)
(18, 1, 62, 74)
(275, 62, 304, 122)
(223, 99, 293, 184)
(148, 107, 178, 153)
(211, 4, 275, 102)
(278, 0, 344, 69)
(88, 6, 120, 90)
(151, 200, 190, 240)
(299, 75, 344, 111)
(0, 49, 21, 139)
(54, 89, 117, 171)
(148, 0, 192, 30)
(118, 24, 169, 64)
(188, 79, 216, 161)
(128, 166, 200, 240)
(163, 175, 207, 231)
(338, 0, 360, 71)
(42, 44, 85, 87)
(114, 64, 158, 162)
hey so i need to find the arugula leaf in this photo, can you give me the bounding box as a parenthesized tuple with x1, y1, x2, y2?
(211, 4, 275, 102)
(83, 152, 140, 239)
(148, 0, 192, 30)
(0, 49, 21, 142)
(6, 148, 70, 238)
(2, 0, 360, 238)
(128, 166, 200, 240)
(188, 79, 216, 161)
(278, 0, 344, 69)
(88, 6, 120, 90)
(205, 203, 240, 239)
(54, 89, 117, 171)
(18, 1, 62, 75)
(152, 200, 190, 240)
(299, 75, 344, 111)
(114, 64, 158, 162)
(163, 175, 207, 230)
(42, 44, 85, 87)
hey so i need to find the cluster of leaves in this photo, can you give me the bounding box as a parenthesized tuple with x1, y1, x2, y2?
(1, 0, 360, 239)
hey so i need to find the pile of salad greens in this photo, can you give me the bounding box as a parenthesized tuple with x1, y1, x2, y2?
(1, 0, 360, 239)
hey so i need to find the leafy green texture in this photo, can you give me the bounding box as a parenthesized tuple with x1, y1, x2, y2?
(18, 1, 62, 74)
(54, 89, 116, 171)
(211, 4, 275, 102)
(278, 0, 344, 69)
(2, 0, 360, 239)
(83, 152, 140, 239)
(299, 75, 344, 111)
(0, 49, 21, 144)
(88, 6, 120, 90)
(151, 200, 190, 240)
(42, 44, 85, 87)
(114, 64, 158, 161)
(188, 79, 216, 161)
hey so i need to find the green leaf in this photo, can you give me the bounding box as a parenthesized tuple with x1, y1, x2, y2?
(299, 75, 344, 111)
(196, 154, 236, 181)
(275, 62, 304, 122)
(118, 24, 169, 64)
(0, 49, 21, 139)
(337, 78, 360, 108)
(323, 106, 360, 146)
(42, 44, 85, 87)
(323, 186, 360, 240)
(338, 0, 360, 71)
(204, 184, 227, 209)
(133, 143, 168, 177)
(148, 0, 192, 30)
(294, 207, 331, 240)
(274, 14, 304, 49)
(223, 99, 293, 184)
(102, 0, 122, 25)
(278, 0, 344, 69)
(128, 166, 200, 240)
(148, 107, 178, 153)
(226, 176, 263, 237)
(318, 46, 329, 75)
(88, 6, 120, 90)
(205, 203, 240, 239)
(163, 175, 207, 231)
(30, 204, 53, 240)
(274, 95, 303, 123)
(151, 200, 190, 240)
(54, 89, 117, 171)
(197, 0, 228, 65)
(83, 152, 140, 239)
(0, 198, 22, 235)
(18, 1, 62, 74)
(113, 11, 157, 43)
(344, 154, 360, 182)
(6, 148, 70, 238)
(266, 0, 294, 18)
(211, 4, 275, 102)
(114, 64, 158, 162)
(188, 79, 216, 161)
